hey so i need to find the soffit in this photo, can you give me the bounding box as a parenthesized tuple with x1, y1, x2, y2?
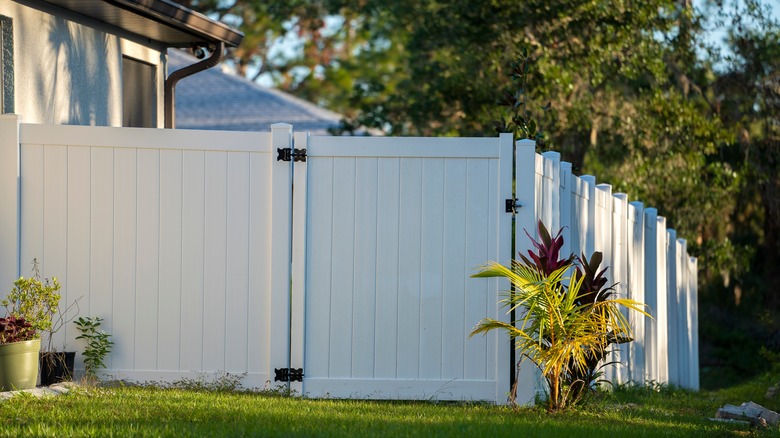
(40, 0, 243, 48)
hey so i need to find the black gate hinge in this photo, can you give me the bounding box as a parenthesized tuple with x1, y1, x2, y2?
(505, 198, 522, 214)
(274, 367, 304, 382)
(277, 148, 307, 162)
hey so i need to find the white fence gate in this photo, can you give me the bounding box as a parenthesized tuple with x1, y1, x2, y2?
(295, 135, 513, 401)
(0, 115, 699, 404)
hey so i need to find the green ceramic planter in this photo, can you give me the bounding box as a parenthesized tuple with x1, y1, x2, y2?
(0, 339, 41, 391)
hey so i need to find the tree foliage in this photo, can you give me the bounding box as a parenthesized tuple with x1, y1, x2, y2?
(185, 0, 780, 379)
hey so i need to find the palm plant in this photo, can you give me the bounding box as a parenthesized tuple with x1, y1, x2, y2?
(470, 221, 650, 411)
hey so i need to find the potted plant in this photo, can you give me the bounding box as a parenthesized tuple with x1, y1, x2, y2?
(0, 315, 39, 391)
(39, 293, 80, 386)
(0, 259, 62, 391)
(0, 259, 75, 390)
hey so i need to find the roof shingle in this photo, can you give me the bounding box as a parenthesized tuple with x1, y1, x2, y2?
(171, 49, 344, 134)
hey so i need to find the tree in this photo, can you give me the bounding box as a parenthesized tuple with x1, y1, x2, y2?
(187, 0, 780, 381)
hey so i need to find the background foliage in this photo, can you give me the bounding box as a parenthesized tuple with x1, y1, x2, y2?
(181, 0, 780, 387)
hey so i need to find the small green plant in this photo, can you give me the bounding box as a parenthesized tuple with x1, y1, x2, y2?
(1, 258, 61, 337)
(168, 372, 246, 392)
(494, 49, 550, 146)
(74, 316, 114, 378)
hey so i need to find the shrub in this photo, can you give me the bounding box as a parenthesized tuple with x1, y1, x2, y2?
(470, 220, 650, 411)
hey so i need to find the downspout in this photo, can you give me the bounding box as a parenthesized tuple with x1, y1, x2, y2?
(164, 42, 224, 129)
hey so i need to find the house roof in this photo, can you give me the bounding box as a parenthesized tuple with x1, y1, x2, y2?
(170, 49, 345, 135)
(40, 0, 243, 47)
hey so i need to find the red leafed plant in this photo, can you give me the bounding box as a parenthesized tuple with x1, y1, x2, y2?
(0, 316, 36, 344)
(519, 220, 575, 276)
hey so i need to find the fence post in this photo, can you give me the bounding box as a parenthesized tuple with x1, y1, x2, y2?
(655, 216, 669, 384)
(676, 238, 690, 389)
(290, 130, 308, 395)
(594, 183, 615, 383)
(541, 151, 561, 232)
(270, 123, 294, 389)
(628, 201, 645, 384)
(515, 139, 539, 405)
(580, 176, 596, 257)
(559, 161, 573, 258)
(666, 228, 679, 386)
(0, 114, 20, 294)
(689, 256, 699, 390)
(612, 193, 629, 385)
(643, 209, 659, 384)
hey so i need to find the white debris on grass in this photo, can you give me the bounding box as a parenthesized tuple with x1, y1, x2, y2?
(0, 382, 78, 401)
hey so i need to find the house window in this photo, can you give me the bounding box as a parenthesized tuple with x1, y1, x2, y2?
(122, 56, 156, 128)
(0, 15, 13, 114)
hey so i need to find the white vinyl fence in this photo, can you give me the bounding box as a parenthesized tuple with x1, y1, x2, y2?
(529, 149, 699, 390)
(0, 115, 295, 388)
(0, 115, 698, 404)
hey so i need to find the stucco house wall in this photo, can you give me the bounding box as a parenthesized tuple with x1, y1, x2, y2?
(0, 0, 167, 127)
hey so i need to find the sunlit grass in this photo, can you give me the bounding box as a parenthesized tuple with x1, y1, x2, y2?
(0, 370, 777, 437)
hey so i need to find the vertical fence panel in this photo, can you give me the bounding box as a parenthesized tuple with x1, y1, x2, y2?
(42, 146, 68, 351)
(66, 147, 91, 369)
(304, 156, 334, 380)
(463, 158, 490, 381)
(665, 228, 679, 386)
(675, 238, 690, 389)
(612, 193, 629, 384)
(581, 176, 597, 257)
(112, 148, 137, 371)
(225, 153, 251, 373)
(628, 201, 645, 383)
(689, 257, 700, 390)
(202, 151, 228, 372)
(329, 158, 357, 379)
(643, 209, 659, 383)
(158, 149, 183, 372)
(559, 162, 572, 257)
(373, 158, 400, 379)
(269, 124, 294, 387)
(594, 184, 614, 382)
(90, 147, 114, 368)
(655, 216, 670, 384)
(179, 150, 204, 372)
(420, 159, 445, 379)
(441, 159, 467, 381)
(352, 158, 379, 379)
(19, 144, 43, 286)
(136, 149, 160, 371)
(542, 152, 561, 233)
(535, 154, 544, 232)
(290, 131, 309, 394)
(397, 158, 423, 379)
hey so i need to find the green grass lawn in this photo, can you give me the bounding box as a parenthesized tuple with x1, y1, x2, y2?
(1, 371, 778, 437)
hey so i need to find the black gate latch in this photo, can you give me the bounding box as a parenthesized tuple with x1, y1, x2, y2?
(274, 367, 304, 382)
(505, 198, 522, 214)
(277, 148, 307, 162)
